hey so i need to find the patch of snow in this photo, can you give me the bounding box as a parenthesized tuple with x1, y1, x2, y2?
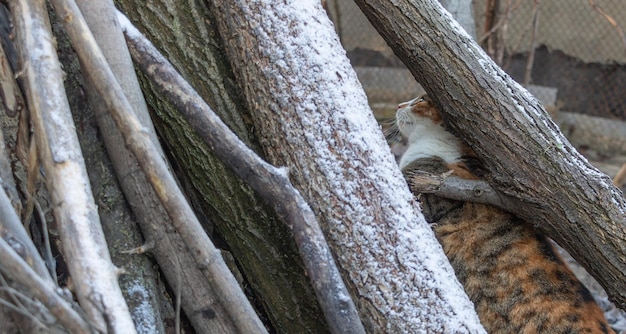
(127, 281, 159, 334)
(435, 1, 474, 41)
(117, 11, 138, 38)
(245, 1, 485, 332)
(25, 10, 78, 163)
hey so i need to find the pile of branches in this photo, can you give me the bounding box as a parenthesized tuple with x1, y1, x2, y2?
(1, 0, 363, 332)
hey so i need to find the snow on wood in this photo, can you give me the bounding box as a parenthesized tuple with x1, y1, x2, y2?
(118, 11, 364, 332)
(210, 0, 486, 331)
(10, 0, 136, 331)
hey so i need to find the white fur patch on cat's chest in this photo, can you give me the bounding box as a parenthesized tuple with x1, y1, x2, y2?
(399, 127, 463, 170)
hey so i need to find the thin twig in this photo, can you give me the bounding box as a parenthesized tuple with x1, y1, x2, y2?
(0, 274, 30, 321)
(0, 285, 55, 329)
(0, 298, 46, 329)
(0, 231, 92, 332)
(613, 162, 626, 187)
(34, 199, 56, 282)
(0, 176, 51, 282)
(588, 0, 626, 54)
(478, 0, 524, 43)
(483, 0, 498, 56)
(523, 0, 541, 86)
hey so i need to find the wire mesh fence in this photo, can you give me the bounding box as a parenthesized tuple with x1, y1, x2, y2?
(326, 0, 626, 120)
(324, 2, 626, 331)
(476, 0, 626, 119)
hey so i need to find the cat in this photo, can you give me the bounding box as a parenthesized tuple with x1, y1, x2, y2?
(396, 94, 615, 334)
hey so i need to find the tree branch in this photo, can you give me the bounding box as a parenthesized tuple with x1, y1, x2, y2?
(403, 166, 542, 219)
(0, 231, 91, 333)
(59, 3, 230, 332)
(49, 0, 267, 332)
(10, 0, 136, 330)
(206, 1, 486, 332)
(353, 0, 626, 308)
(117, 12, 365, 333)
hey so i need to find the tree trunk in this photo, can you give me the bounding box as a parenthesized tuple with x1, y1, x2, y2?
(115, 0, 330, 332)
(353, 0, 626, 308)
(206, 0, 485, 332)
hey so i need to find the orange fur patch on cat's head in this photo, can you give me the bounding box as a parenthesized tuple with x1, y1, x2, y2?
(397, 94, 442, 125)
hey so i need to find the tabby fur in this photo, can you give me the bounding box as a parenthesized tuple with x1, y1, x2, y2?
(397, 95, 614, 334)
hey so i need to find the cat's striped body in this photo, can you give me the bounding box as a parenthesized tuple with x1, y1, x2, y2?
(397, 95, 614, 334)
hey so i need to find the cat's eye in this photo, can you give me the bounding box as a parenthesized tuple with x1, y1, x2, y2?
(410, 97, 425, 106)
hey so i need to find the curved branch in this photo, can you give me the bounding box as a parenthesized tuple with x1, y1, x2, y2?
(117, 12, 365, 333)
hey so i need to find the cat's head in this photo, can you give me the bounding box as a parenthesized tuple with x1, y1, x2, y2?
(395, 94, 443, 138)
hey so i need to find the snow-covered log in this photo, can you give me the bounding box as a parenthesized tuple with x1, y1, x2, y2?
(208, 0, 486, 332)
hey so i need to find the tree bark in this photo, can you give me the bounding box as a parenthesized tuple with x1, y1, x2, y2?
(69, 0, 166, 331)
(353, 0, 626, 308)
(11, 0, 135, 331)
(52, 0, 267, 331)
(118, 12, 365, 332)
(53, 0, 242, 330)
(207, 0, 485, 332)
(115, 1, 331, 332)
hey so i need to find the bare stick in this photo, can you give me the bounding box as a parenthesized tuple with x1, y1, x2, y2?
(588, 0, 626, 53)
(523, 0, 541, 86)
(0, 224, 91, 333)
(403, 169, 528, 216)
(10, 0, 135, 331)
(49, 1, 267, 332)
(117, 11, 365, 334)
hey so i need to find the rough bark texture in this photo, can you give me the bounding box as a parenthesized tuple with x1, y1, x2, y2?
(13, 0, 135, 330)
(53, 1, 167, 331)
(119, 16, 364, 332)
(353, 0, 626, 308)
(114, 0, 329, 332)
(207, 1, 485, 332)
(54, 0, 267, 330)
